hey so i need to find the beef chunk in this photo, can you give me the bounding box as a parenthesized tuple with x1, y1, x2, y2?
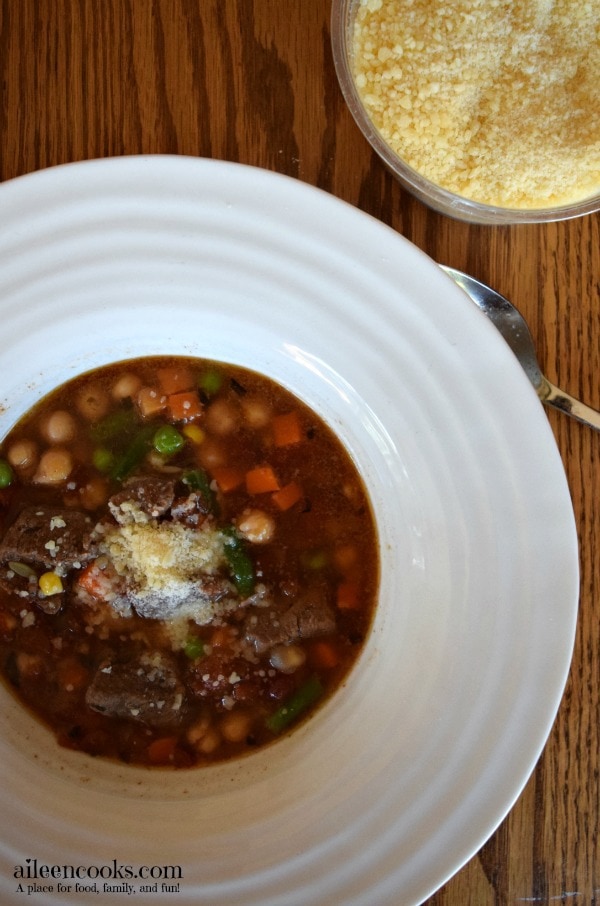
(186, 651, 295, 705)
(0, 505, 94, 571)
(119, 575, 238, 622)
(170, 491, 211, 527)
(85, 654, 185, 727)
(187, 651, 254, 702)
(108, 476, 176, 525)
(244, 588, 336, 654)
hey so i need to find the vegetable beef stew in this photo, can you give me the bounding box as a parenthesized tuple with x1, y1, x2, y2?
(0, 358, 379, 767)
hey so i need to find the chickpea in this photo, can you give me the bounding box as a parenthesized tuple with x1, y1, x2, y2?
(220, 711, 252, 743)
(205, 399, 238, 435)
(187, 715, 211, 745)
(186, 715, 221, 753)
(236, 508, 275, 544)
(7, 438, 38, 471)
(111, 372, 142, 401)
(40, 410, 77, 444)
(269, 644, 306, 674)
(343, 481, 362, 508)
(197, 728, 221, 754)
(241, 397, 271, 428)
(33, 448, 73, 484)
(197, 439, 226, 469)
(75, 383, 110, 422)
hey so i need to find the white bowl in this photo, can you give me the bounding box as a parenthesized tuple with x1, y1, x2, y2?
(0, 156, 578, 905)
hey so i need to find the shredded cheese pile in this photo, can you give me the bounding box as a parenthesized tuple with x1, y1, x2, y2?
(101, 521, 225, 591)
(352, 0, 600, 208)
(97, 521, 236, 637)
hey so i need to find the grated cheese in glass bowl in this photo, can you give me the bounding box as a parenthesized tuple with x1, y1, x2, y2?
(331, 0, 600, 223)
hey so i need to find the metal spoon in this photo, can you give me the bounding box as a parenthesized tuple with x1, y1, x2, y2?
(441, 264, 600, 432)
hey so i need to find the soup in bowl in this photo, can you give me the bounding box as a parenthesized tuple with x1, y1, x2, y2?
(0, 356, 378, 768)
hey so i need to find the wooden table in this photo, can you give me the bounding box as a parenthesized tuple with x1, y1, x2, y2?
(1, 2, 599, 903)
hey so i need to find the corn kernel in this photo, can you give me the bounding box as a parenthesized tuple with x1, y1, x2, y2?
(39, 571, 64, 596)
(183, 424, 205, 444)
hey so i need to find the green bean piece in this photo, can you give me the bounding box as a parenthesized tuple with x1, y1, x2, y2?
(0, 458, 13, 488)
(153, 425, 185, 456)
(266, 676, 324, 734)
(89, 407, 137, 443)
(221, 527, 255, 597)
(110, 425, 155, 481)
(182, 468, 218, 514)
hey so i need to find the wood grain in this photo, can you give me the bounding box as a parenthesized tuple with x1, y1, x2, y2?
(1, 2, 599, 903)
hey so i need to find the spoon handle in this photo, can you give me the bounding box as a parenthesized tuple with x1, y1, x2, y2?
(541, 378, 600, 432)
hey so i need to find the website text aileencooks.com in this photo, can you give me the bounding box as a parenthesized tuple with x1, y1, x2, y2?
(14, 859, 183, 896)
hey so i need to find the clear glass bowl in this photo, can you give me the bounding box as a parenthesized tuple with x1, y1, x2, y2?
(331, 0, 600, 224)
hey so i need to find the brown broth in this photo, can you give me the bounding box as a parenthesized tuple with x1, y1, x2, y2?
(0, 357, 379, 768)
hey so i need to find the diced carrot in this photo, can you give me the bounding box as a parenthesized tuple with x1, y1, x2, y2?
(212, 465, 244, 492)
(272, 480, 303, 511)
(136, 386, 167, 418)
(334, 543, 358, 571)
(336, 580, 360, 610)
(272, 411, 302, 447)
(167, 390, 203, 422)
(77, 562, 112, 600)
(57, 657, 89, 691)
(147, 736, 178, 765)
(310, 640, 340, 669)
(76, 565, 95, 594)
(246, 465, 280, 494)
(0, 611, 17, 637)
(157, 365, 195, 395)
(210, 626, 232, 648)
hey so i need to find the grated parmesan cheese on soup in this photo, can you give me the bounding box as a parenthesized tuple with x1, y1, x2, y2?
(352, 0, 600, 208)
(100, 521, 225, 588)
(97, 521, 236, 626)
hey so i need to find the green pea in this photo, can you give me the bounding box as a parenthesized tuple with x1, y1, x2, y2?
(93, 447, 114, 473)
(303, 549, 328, 570)
(0, 459, 13, 488)
(184, 637, 205, 660)
(199, 369, 223, 396)
(153, 425, 185, 456)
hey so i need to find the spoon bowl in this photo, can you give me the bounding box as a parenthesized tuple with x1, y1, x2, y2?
(441, 265, 600, 433)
